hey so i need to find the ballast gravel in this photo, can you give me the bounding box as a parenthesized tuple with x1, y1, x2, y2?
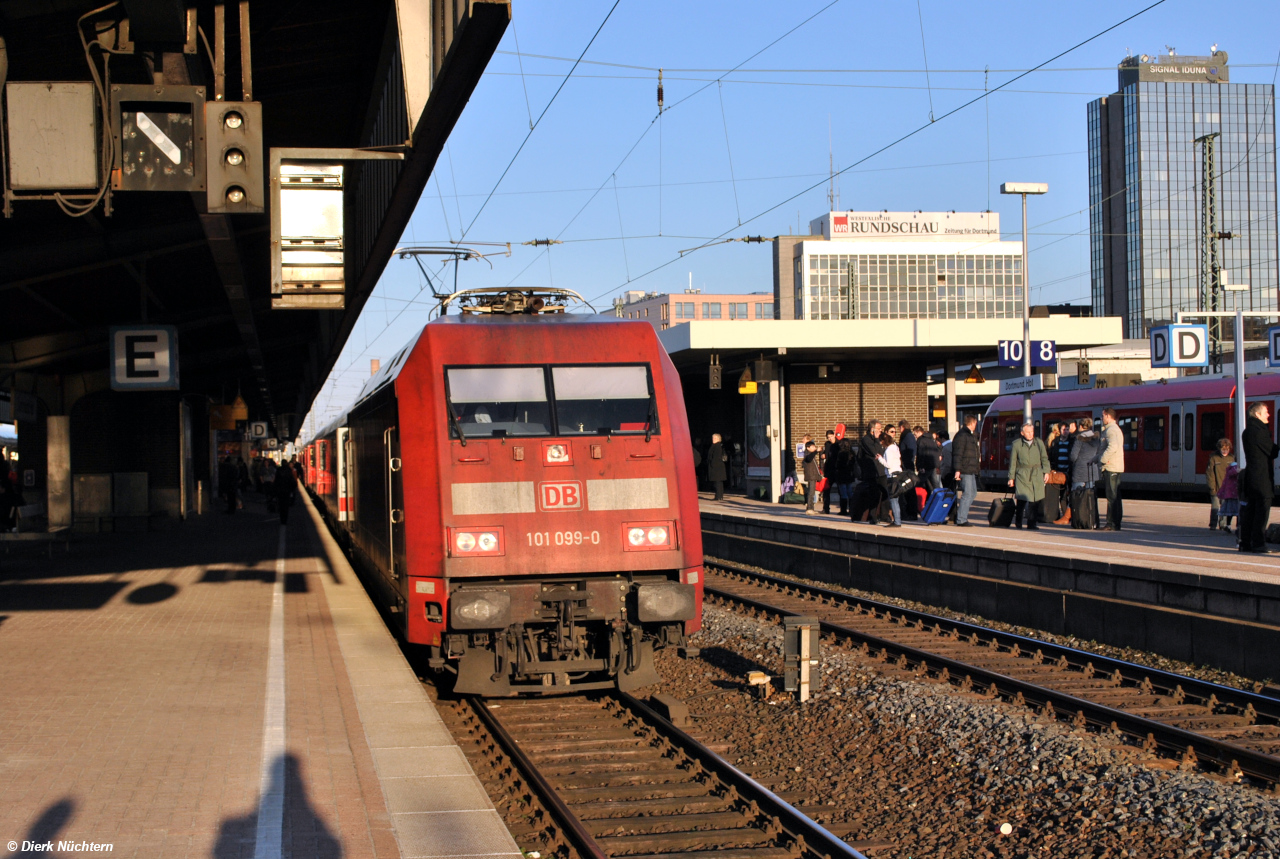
(652, 604, 1280, 859)
(707, 556, 1273, 692)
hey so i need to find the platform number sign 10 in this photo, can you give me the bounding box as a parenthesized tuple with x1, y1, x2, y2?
(997, 340, 1055, 368)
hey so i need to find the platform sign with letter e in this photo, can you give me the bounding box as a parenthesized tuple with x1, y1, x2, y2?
(1150, 325, 1208, 368)
(111, 326, 179, 390)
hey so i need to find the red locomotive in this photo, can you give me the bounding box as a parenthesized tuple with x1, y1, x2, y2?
(304, 289, 703, 695)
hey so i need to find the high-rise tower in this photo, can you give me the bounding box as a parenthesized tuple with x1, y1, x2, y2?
(1087, 50, 1277, 339)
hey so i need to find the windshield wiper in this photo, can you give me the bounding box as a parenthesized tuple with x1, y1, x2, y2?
(644, 388, 658, 443)
(448, 404, 467, 446)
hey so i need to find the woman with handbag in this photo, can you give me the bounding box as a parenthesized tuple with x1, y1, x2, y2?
(1068, 418, 1102, 529)
(1007, 421, 1050, 530)
(876, 427, 905, 528)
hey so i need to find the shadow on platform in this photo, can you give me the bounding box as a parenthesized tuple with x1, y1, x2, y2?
(212, 753, 341, 859)
(14, 798, 74, 855)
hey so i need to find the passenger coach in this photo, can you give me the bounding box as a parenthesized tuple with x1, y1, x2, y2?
(981, 374, 1280, 493)
(304, 289, 703, 695)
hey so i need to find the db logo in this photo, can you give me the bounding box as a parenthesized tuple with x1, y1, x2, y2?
(539, 481, 583, 511)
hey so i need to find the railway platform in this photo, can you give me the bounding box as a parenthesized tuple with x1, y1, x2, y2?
(0, 491, 520, 859)
(700, 492, 1280, 680)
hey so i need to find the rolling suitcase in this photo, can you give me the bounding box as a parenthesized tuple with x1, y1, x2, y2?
(920, 488, 955, 525)
(1070, 487, 1097, 530)
(988, 495, 1016, 528)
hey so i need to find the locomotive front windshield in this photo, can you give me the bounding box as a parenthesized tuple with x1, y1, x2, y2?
(445, 364, 656, 439)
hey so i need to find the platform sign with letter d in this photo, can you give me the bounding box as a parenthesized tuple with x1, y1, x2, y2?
(1150, 325, 1209, 368)
(110, 326, 179, 390)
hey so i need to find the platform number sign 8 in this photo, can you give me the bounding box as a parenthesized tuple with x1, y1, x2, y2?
(997, 340, 1056, 368)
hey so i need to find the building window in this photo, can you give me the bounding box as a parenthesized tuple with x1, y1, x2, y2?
(756, 302, 774, 319)
(673, 301, 695, 319)
(728, 302, 748, 319)
(661, 303, 669, 320)
(644, 308, 649, 317)
(703, 302, 722, 319)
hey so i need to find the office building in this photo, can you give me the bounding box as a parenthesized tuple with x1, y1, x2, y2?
(773, 211, 1025, 321)
(1088, 50, 1277, 338)
(613, 289, 774, 331)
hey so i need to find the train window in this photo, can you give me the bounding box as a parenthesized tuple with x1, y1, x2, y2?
(1171, 415, 1181, 451)
(446, 367, 551, 437)
(1117, 416, 1139, 451)
(1143, 416, 1165, 451)
(1200, 412, 1225, 451)
(1184, 413, 1194, 452)
(551, 366, 655, 435)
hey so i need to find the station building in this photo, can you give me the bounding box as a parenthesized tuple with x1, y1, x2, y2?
(614, 288, 774, 329)
(656, 210, 1124, 500)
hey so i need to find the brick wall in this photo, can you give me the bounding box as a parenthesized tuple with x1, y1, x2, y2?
(786, 361, 928, 450)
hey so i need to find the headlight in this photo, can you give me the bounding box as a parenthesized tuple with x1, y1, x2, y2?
(635, 582, 696, 622)
(622, 521, 676, 551)
(449, 528, 504, 556)
(451, 589, 512, 629)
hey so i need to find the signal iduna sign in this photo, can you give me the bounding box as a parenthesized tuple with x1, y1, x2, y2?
(1150, 325, 1209, 368)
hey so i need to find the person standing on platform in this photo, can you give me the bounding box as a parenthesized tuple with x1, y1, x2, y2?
(1069, 418, 1101, 526)
(1206, 438, 1232, 531)
(1239, 402, 1278, 553)
(218, 456, 239, 514)
(802, 441, 821, 514)
(1007, 421, 1050, 530)
(916, 427, 941, 490)
(821, 430, 838, 514)
(1042, 423, 1062, 522)
(877, 426, 904, 527)
(951, 415, 980, 527)
(851, 421, 885, 524)
(1094, 407, 1125, 531)
(273, 456, 298, 525)
(834, 437, 858, 516)
(706, 434, 727, 501)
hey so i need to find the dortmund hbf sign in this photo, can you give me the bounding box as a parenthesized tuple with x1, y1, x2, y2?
(1150, 325, 1209, 368)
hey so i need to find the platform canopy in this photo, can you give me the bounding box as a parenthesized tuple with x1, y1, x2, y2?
(1, 0, 509, 436)
(657, 316, 1125, 369)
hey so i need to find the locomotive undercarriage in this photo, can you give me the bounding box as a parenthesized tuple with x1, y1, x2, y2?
(436, 574, 695, 695)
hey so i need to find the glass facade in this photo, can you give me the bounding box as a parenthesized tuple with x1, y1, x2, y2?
(799, 252, 1024, 320)
(1089, 81, 1278, 338)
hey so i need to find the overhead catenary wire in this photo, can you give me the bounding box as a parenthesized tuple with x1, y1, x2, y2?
(717, 81, 742, 225)
(510, 17, 536, 130)
(580, 0, 1174, 308)
(461, 0, 624, 240)
(915, 0, 935, 122)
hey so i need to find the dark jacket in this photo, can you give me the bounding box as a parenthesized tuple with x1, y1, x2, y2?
(218, 459, 239, 497)
(899, 430, 917, 470)
(952, 427, 980, 476)
(273, 462, 298, 504)
(915, 433, 940, 473)
(822, 440, 838, 478)
(1052, 436, 1073, 474)
(803, 450, 822, 483)
(1069, 431, 1100, 486)
(1241, 416, 1278, 499)
(834, 439, 858, 484)
(857, 434, 885, 480)
(706, 442, 728, 482)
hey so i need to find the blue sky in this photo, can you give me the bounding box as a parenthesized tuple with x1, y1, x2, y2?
(304, 0, 1280, 430)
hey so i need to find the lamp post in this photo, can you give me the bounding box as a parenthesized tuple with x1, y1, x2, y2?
(1000, 182, 1049, 424)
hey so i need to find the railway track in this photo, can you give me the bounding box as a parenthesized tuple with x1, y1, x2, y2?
(439, 692, 872, 859)
(703, 560, 1280, 790)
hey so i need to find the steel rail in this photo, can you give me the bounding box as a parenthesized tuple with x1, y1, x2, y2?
(708, 559, 1280, 720)
(703, 576, 1280, 787)
(615, 691, 870, 859)
(468, 697, 609, 859)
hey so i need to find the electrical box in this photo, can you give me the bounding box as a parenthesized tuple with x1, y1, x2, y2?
(783, 616, 821, 701)
(111, 84, 205, 192)
(205, 101, 263, 213)
(4, 82, 99, 190)
(273, 162, 345, 309)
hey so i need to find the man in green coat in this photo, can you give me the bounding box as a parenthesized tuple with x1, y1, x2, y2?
(1007, 421, 1050, 530)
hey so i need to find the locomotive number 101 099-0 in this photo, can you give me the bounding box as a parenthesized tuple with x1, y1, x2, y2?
(527, 530, 601, 547)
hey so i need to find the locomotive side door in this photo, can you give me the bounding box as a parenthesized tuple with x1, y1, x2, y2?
(385, 426, 406, 582)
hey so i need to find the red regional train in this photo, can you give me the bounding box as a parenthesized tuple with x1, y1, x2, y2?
(303, 288, 703, 695)
(980, 374, 1280, 493)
